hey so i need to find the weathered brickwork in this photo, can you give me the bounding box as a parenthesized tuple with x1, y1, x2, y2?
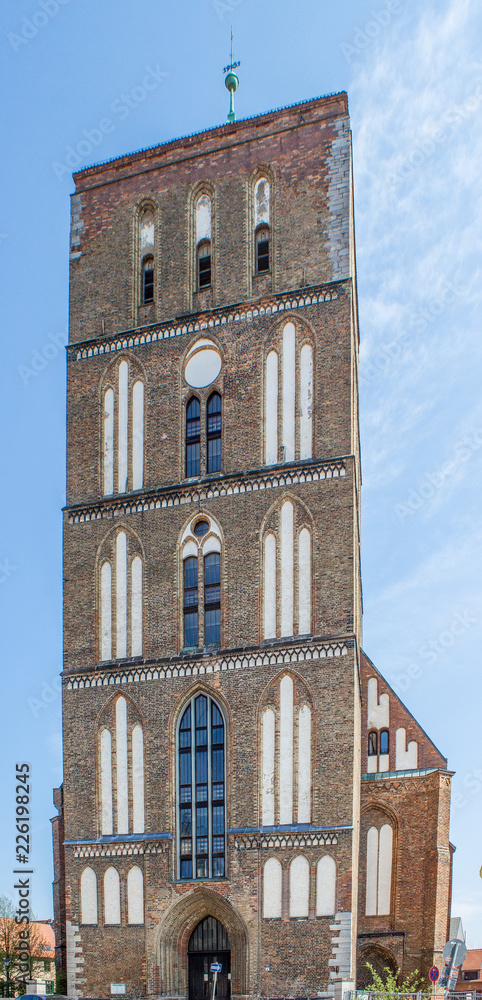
(357, 653, 452, 985)
(53, 91, 451, 1000)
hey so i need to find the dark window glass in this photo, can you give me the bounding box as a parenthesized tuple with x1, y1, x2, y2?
(207, 393, 222, 473)
(194, 519, 209, 537)
(142, 258, 154, 303)
(198, 242, 211, 289)
(181, 859, 192, 879)
(178, 695, 226, 880)
(368, 731, 378, 756)
(212, 805, 224, 835)
(204, 553, 221, 645)
(183, 557, 198, 646)
(196, 751, 208, 784)
(380, 729, 389, 755)
(186, 397, 201, 477)
(256, 228, 270, 273)
(212, 749, 224, 782)
(195, 695, 207, 727)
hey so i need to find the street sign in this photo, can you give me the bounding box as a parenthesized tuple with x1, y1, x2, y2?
(429, 967, 439, 983)
(443, 939, 467, 967)
(210, 962, 222, 973)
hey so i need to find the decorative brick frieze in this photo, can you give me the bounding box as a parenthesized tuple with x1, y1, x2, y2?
(65, 637, 350, 689)
(71, 283, 342, 362)
(231, 830, 344, 850)
(67, 458, 347, 525)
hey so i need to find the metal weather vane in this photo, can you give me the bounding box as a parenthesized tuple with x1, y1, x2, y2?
(223, 28, 240, 124)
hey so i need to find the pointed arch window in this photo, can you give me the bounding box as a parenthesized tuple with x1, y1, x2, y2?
(181, 515, 222, 649)
(139, 206, 155, 305)
(380, 729, 389, 755)
(206, 393, 222, 473)
(186, 397, 201, 477)
(195, 194, 212, 290)
(254, 177, 270, 275)
(368, 731, 378, 756)
(178, 693, 226, 880)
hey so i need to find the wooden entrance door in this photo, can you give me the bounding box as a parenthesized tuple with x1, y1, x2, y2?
(188, 916, 231, 1000)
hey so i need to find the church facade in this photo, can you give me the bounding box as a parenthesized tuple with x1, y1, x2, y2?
(52, 91, 453, 999)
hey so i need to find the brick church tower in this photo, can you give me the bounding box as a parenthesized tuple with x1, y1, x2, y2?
(52, 88, 452, 999)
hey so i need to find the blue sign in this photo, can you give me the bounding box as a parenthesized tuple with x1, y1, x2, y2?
(210, 963, 222, 973)
(429, 967, 439, 983)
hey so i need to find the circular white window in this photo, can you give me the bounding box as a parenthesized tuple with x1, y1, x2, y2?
(184, 340, 222, 388)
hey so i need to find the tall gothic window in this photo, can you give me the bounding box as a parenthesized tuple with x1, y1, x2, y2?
(178, 694, 226, 880)
(254, 177, 270, 275)
(181, 515, 222, 649)
(186, 397, 201, 477)
(206, 393, 222, 473)
(139, 206, 155, 304)
(195, 194, 212, 291)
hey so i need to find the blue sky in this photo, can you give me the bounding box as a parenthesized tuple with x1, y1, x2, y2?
(1, 0, 481, 946)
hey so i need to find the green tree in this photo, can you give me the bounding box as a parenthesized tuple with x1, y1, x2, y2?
(364, 961, 428, 997)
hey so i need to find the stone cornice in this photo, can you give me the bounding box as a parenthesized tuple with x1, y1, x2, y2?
(361, 767, 453, 788)
(67, 457, 348, 524)
(64, 635, 352, 690)
(69, 282, 345, 361)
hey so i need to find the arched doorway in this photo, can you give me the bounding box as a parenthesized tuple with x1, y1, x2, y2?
(188, 916, 231, 1000)
(357, 945, 398, 988)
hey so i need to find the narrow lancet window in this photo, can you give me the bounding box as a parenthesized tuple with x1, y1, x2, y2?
(195, 194, 212, 290)
(254, 178, 270, 274)
(206, 393, 222, 473)
(139, 207, 155, 305)
(186, 397, 201, 477)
